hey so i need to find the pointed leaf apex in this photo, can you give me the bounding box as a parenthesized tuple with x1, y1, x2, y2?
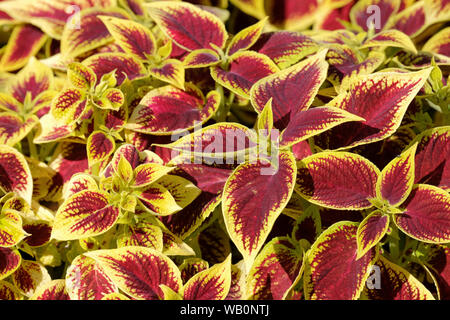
(256, 98, 274, 132)
(223, 254, 232, 267)
(159, 284, 183, 300)
(260, 16, 269, 23)
(407, 141, 419, 155)
(117, 156, 133, 183)
(315, 48, 329, 60)
(419, 66, 434, 78)
(356, 250, 365, 260)
(339, 108, 366, 122)
(356, 211, 389, 260)
(98, 15, 112, 22)
(376, 141, 419, 207)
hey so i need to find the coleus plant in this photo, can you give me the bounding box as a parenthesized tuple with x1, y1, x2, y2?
(0, 0, 449, 301)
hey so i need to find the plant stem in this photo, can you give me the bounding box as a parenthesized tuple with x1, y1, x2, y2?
(214, 85, 227, 122)
(27, 131, 38, 159)
(227, 92, 235, 107)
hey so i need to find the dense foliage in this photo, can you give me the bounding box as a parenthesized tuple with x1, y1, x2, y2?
(0, 0, 449, 300)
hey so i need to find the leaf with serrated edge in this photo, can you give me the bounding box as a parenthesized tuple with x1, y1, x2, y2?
(23, 220, 52, 248)
(66, 255, 118, 300)
(0, 25, 47, 72)
(0, 144, 33, 203)
(223, 151, 297, 269)
(350, 0, 400, 32)
(67, 62, 97, 90)
(30, 280, 69, 300)
(136, 183, 182, 216)
(363, 255, 435, 300)
(251, 31, 319, 69)
(61, 8, 130, 59)
(386, 1, 426, 37)
(361, 30, 417, 54)
(0, 209, 26, 247)
(280, 106, 365, 148)
(183, 255, 231, 300)
(0, 247, 21, 281)
(246, 237, 304, 300)
(117, 156, 133, 184)
(133, 163, 174, 188)
(33, 114, 73, 144)
(95, 88, 124, 110)
(85, 246, 183, 300)
(0, 0, 117, 40)
(326, 45, 385, 92)
(83, 53, 147, 86)
(314, 68, 432, 150)
(104, 144, 141, 178)
(226, 17, 268, 56)
(117, 222, 163, 251)
(64, 173, 98, 199)
(127, 84, 220, 134)
(304, 221, 377, 300)
(148, 59, 185, 90)
(51, 88, 86, 125)
(410, 126, 449, 191)
(211, 51, 279, 99)
(87, 131, 115, 165)
(99, 16, 156, 61)
(376, 143, 418, 207)
(0, 113, 39, 147)
(156, 174, 201, 210)
(52, 190, 120, 241)
(423, 27, 450, 57)
(12, 260, 51, 298)
(161, 192, 222, 240)
(157, 122, 258, 159)
(183, 49, 221, 68)
(394, 184, 450, 244)
(356, 210, 389, 259)
(10, 57, 53, 104)
(295, 151, 380, 210)
(179, 258, 209, 283)
(146, 1, 228, 52)
(250, 50, 328, 130)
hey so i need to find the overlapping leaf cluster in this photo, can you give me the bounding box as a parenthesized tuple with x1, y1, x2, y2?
(0, 0, 449, 300)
